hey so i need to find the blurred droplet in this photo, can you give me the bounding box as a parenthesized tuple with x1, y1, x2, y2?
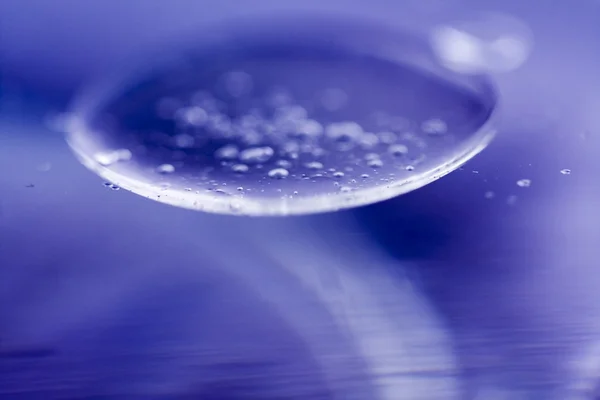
(156, 164, 175, 174)
(36, 162, 52, 172)
(431, 12, 533, 74)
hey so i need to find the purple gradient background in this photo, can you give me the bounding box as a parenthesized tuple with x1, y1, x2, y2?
(1, 0, 600, 398)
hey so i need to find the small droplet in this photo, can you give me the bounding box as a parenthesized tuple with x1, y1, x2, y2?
(240, 146, 274, 163)
(103, 182, 120, 191)
(333, 171, 345, 178)
(367, 158, 384, 168)
(388, 144, 409, 156)
(295, 119, 324, 137)
(177, 106, 208, 126)
(215, 145, 239, 160)
(305, 161, 324, 170)
(174, 134, 195, 148)
(276, 159, 293, 169)
(211, 188, 230, 196)
(156, 164, 175, 174)
(405, 165, 415, 171)
(422, 119, 448, 135)
(560, 169, 571, 175)
(339, 186, 352, 193)
(516, 179, 531, 187)
(268, 168, 289, 179)
(326, 121, 363, 143)
(361, 174, 370, 179)
(359, 133, 380, 148)
(275, 105, 308, 121)
(231, 164, 249, 173)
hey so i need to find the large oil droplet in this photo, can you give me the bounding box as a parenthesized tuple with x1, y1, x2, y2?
(66, 16, 497, 216)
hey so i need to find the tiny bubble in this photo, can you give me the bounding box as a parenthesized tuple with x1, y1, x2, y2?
(156, 164, 175, 174)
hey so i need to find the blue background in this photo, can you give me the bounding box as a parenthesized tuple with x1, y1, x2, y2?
(1, 1, 600, 398)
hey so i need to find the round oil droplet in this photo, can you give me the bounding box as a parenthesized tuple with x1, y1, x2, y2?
(156, 164, 175, 174)
(516, 179, 531, 187)
(66, 16, 497, 216)
(268, 168, 289, 179)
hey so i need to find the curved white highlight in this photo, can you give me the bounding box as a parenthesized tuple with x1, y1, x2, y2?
(243, 220, 461, 399)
